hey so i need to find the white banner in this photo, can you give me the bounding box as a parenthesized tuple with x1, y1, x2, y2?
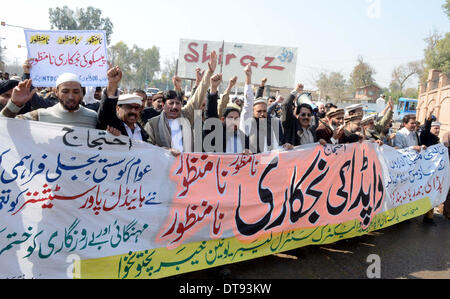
(0, 118, 448, 279)
(178, 39, 298, 88)
(24, 30, 109, 87)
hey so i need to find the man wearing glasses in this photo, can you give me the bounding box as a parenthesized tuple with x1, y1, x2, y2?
(281, 83, 326, 147)
(97, 66, 149, 142)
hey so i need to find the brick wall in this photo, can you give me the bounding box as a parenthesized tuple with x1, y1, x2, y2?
(417, 69, 450, 140)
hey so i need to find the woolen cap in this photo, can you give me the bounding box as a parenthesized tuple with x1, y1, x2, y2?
(345, 114, 363, 123)
(223, 103, 242, 117)
(253, 97, 267, 106)
(0, 79, 20, 94)
(118, 94, 143, 106)
(345, 103, 364, 113)
(361, 114, 377, 124)
(326, 108, 345, 118)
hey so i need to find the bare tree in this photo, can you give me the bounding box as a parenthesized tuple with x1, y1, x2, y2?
(391, 60, 424, 92)
(316, 71, 349, 103)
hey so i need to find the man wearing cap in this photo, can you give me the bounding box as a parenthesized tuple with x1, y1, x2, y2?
(316, 107, 345, 144)
(97, 66, 149, 142)
(362, 98, 394, 141)
(339, 114, 364, 144)
(144, 51, 217, 155)
(362, 104, 393, 142)
(361, 114, 377, 139)
(281, 83, 326, 147)
(0, 74, 97, 128)
(239, 64, 288, 153)
(256, 78, 284, 119)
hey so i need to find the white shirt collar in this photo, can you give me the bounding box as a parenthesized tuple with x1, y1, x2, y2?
(123, 122, 143, 141)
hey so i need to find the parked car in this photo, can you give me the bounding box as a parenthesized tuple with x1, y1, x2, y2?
(146, 88, 160, 95)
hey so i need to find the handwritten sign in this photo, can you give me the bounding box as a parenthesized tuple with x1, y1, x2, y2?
(0, 118, 448, 279)
(178, 39, 298, 88)
(24, 30, 109, 87)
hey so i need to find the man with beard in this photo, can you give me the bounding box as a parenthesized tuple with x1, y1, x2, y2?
(255, 78, 282, 119)
(315, 107, 345, 144)
(361, 98, 394, 142)
(144, 51, 218, 156)
(96, 66, 149, 142)
(0, 74, 97, 128)
(203, 73, 248, 153)
(339, 114, 364, 144)
(281, 83, 326, 147)
(361, 98, 394, 141)
(239, 64, 289, 154)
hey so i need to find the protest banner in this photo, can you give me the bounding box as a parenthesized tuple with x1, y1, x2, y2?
(0, 118, 448, 279)
(24, 30, 109, 87)
(178, 39, 298, 88)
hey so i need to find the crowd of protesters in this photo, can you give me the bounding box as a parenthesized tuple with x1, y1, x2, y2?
(0, 50, 449, 223)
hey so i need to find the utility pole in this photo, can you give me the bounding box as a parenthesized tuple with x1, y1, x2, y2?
(1, 21, 32, 30)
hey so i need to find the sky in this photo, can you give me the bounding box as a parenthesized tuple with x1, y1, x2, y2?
(0, 0, 449, 90)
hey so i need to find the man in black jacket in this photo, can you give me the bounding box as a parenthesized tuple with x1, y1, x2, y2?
(419, 107, 441, 224)
(96, 66, 149, 142)
(281, 83, 326, 147)
(203, 73, 248, 153)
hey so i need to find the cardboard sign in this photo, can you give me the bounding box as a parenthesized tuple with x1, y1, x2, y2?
(24, 30, 109, 87)
(178, 39, 298, 88)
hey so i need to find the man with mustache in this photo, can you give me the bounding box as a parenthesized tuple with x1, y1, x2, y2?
(144, 51, 218, 156)
(315, 107, 346, 144)
(203, 73, 250, 153)
(281, 82, 326, 147)
(339, 114, 365, 144)
(394, 114, 424, 152)
(361, 98, 394, 142)
(239, 64, 289, 154)
(96, 66, 149, 142)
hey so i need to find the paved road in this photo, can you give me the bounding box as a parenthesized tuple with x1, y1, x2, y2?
(179, 212, 450, 279)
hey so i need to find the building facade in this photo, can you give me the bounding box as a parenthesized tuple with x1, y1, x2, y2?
(355, 84, 381, 103)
